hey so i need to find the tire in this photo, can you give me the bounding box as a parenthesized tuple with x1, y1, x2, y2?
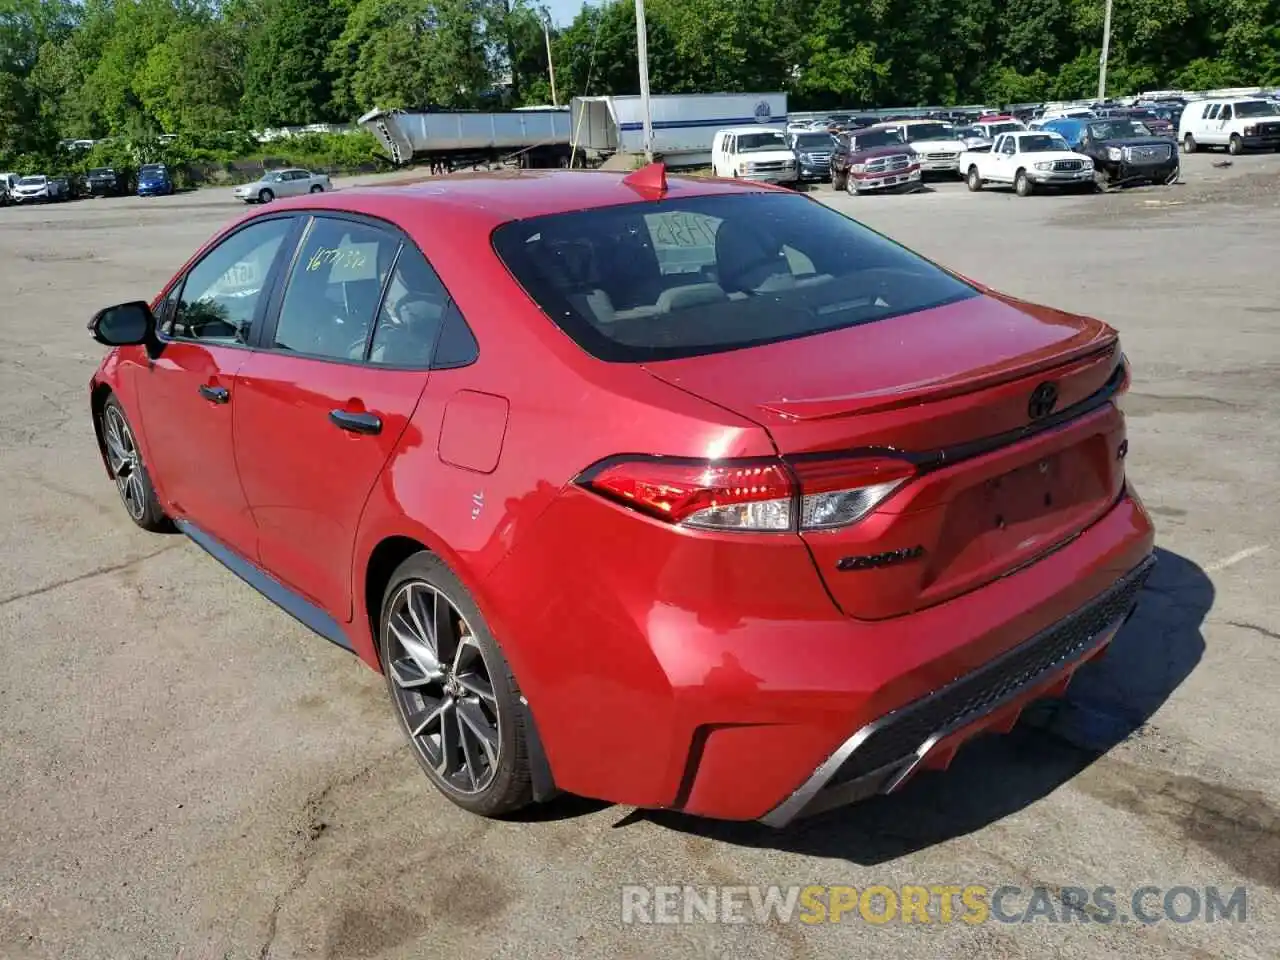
(258, 188, 274, 203)
(831, 170, 846, 192)
(309, 184, 323, 193)
(1182, 134, 1197, 154)
(101, 396, 168, 531)
(1014, 169, 1033, 197)
(1228, 134, 1243, 156)
(966, 166, 983, 191)
(844, 171, 858, 195)
(380, 552, 533, 817)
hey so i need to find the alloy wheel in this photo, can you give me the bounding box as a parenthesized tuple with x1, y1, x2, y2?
(385, 581, 501, 795)
(103, 405, 146, 521)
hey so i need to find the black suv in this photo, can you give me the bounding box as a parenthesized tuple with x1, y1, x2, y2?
(84, 167, 127, 197)
(1076, 118, 1178, 186)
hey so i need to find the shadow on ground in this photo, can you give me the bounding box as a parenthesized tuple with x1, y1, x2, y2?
(637, 546, 1210, 865)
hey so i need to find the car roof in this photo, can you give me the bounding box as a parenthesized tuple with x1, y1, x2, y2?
(719, 125, 787, 136)
(249, 169, 780, 233)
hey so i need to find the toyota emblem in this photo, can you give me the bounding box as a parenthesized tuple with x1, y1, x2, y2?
(1028, 382, 1058, 420)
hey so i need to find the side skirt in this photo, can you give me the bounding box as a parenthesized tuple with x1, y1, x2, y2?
(175, 518, 355, 653)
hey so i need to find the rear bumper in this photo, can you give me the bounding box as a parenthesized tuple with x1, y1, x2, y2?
(485, 481, 1156, 822)
(760, 551, 1154, 826)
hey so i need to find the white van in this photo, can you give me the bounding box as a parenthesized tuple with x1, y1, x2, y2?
(711, 126, 797, 185)
(1179, 98, 1280, 154)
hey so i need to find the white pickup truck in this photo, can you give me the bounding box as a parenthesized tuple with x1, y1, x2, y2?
(960, 131, 1096, 196)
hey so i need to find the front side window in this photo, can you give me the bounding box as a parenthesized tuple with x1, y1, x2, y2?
(1000, 138, 1016, 155)
(168, 218, 293, 344)
(491, 192, 978, 362)
(1235, 100, 1275, 118)
(271, 217, 400, 361)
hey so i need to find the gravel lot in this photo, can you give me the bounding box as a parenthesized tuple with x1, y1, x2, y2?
(2, 150, 1278, 959)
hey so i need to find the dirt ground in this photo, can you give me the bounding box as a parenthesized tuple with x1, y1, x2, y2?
(1, 149, 1278, 959)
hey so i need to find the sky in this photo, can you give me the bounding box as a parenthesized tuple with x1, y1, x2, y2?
(545, 0, 594, 26)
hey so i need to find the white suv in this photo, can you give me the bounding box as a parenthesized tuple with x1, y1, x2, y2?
(1179, 98, 1280, 155)
(711, 126, 797, 185)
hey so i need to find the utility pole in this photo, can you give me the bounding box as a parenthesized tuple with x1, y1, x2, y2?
(1098, 0, 1114, 101)
(635, 0, 655, 161)
(540, 8, 558, 107)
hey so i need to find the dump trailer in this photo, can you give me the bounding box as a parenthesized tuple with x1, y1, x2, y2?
(569, 92, 788, 167)
(359, 107, 573, 168)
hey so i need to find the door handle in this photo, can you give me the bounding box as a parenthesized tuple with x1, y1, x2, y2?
(198, 384, 230, 404)
(329, 409, 382, 435)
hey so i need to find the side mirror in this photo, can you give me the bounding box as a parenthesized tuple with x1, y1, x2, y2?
(88, 300, 156, 347)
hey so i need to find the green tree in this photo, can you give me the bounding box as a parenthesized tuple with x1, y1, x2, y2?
(242, 0, 349, 126)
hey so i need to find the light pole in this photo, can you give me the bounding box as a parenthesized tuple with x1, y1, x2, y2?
(1098, 0, 1114, 101)
(539, 7, 559, 107)
(635, 0, 654, 161)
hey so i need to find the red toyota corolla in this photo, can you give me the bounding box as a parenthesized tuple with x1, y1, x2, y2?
(86, 166, 1153, 826)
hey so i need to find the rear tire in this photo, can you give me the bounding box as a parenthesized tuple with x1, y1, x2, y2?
(380, 551, 534, 818)
(831, 170, 846, 192)
(309, 184, 323, 193)
(1182, 134, 1197, 154)
(101, 396, 168, 532)
(966, 166, 983, 191)
(1014, 169, 1033, 197)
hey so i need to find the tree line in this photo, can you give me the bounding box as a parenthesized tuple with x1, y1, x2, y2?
(3, 0, 1278, 162)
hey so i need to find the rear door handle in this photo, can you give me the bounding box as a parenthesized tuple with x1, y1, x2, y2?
(198, 384, 230, 404)
(329, 410, 382, 435)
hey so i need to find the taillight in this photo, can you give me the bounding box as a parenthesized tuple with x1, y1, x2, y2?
(583, 459, 793, 530)
(579, 455, 914, 532)
(1112, 351, 1132, 415)
(791, 456, 915, 530)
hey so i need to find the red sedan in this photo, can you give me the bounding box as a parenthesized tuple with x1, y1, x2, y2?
(86, 165, 1154, 826)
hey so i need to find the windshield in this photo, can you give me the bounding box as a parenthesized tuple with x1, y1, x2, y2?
(1089, 120, 1152, 139)
(736, 132, 787, 152)
(491, 193, 978, 363)
(987, 122, 1023, 135)
(793, 133, 834, 149)
(1020, 134, 1070, 152)
(901, 123, 955, 141)
(140, 165, 166, 175)
(89, 167, 113, 176)
(18, 176, 46, 185)
(852, 129, 905, 149)
(1235, 100, 1277, 118)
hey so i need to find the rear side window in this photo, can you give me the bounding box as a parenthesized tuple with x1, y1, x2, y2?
(368, 244, 451, 367)
(491, 192, 977, 362)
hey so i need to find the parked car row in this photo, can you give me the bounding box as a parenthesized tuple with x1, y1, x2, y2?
(728, 95, 1279, 197)
(1, 165, 332, 208)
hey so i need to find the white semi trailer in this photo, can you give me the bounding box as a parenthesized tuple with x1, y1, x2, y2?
(569, 92, 788, 167)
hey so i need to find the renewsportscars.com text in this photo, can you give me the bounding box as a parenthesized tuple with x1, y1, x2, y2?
(620, 884, 1248, 926)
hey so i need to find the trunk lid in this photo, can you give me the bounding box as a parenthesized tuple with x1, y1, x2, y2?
(643, 293, 1128, 620)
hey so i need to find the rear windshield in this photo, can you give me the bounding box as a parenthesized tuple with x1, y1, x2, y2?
(491, 192, 978, 362)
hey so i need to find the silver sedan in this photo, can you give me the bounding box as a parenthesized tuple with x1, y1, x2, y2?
(234, 168, 331, 203)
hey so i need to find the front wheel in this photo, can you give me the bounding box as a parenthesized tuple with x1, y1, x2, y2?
(966, 166, 983, 191)
(258, 188, 274, 203)
(380, 552, 534, 817)
(101, 397, 168, 531)
(1228, 134, 1243, 156)
(1014, 170, 1033, 197)
(844, 171, 858, 195)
